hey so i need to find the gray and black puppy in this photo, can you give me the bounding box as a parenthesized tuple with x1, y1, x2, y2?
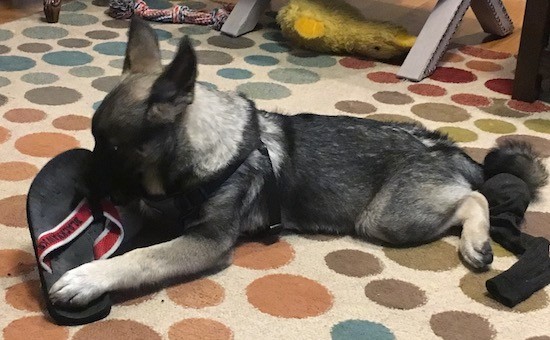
(49, 18, 548, 306)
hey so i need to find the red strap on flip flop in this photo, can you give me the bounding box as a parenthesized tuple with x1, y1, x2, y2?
(36, 199, 124, 273)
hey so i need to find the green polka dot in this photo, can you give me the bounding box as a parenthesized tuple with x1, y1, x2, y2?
(42, 51, 93, 66)
(196, 50, 233, 65)
(94, 41, 127, 56)
(262, 31, 285, 42)
(268, 68, 320, 84)
(59, 13, 99, 26)
(237, 82, 291, 100)
(524, 119, 550, 133)
(474, 119, 517, 134)
(179, 25, 211, 35)
(208, 35, 255, 49)
(437, 126, 478, 143)
(260, 42, 291, 53)
(23, 26, 69, 39)
(108, 59, 124, 69)
(287, 52, 337, 67)
(0, 56, 36, 71)
(168, 37, 201, 47)
(217, 68, 253, 79)
(70, 66, 105, 77)
(0, 76, 9, 88)
(63, 1, 87, 11)
(21, 72, 59, 85)
(412, 103, 470, 122)
(161, 49, 175, 60)
(0, 29, 14, 42)
(154, 29, 172, 41)
(244, 55, 279, 66)
(146, 0, 172, 8)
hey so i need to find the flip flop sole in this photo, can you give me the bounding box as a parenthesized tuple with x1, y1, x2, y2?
(27, 148, 112, 325)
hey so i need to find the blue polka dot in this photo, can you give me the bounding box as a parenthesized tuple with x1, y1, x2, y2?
(244, 55, 279, 66)
(198, 81, 218, 91)
(262, 31, 285, 42)
(23, 26, 69, 39)
(287, 52, 337, 68)
(93, 100, 102, 110)
(93, 41, 127, 56)
(0, 56, 36, 71)
(21, 72, 59, 85)
(259, 42, 291, 53)
(154, 29, 172, 41)
(0, 29, 14, 42)
(217, 68, 253, 80)
(331, 320, 395, 340)
(42, 51, 93, 66)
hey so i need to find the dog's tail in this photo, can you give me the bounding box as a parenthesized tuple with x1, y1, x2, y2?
(483, 140, 548, 201)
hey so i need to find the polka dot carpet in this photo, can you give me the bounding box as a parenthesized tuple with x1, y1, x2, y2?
(1, 1, 550, 339)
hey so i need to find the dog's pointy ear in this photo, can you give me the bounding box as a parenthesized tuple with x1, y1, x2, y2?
(146, 36, 197, 123)
(123, 17, 162, 74)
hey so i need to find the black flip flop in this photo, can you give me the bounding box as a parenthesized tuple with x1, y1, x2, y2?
(27, 148, 124, 325)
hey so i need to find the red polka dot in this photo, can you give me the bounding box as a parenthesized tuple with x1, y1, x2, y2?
(339, 57, 375, 69)
(451, 93, 492, 107)
(460, 46, 511, 59)
(429, 67, 477, 83)
(367, 71, 400, 83)
(507, 99, 550, 113)
(485, 78, 513, 95)
(407, 84, 446, 97)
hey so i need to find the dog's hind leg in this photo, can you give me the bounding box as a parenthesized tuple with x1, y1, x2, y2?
(453, 191, 493, 269)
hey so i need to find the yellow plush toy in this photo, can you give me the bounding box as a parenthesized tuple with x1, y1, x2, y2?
(276, 0, 416, 60)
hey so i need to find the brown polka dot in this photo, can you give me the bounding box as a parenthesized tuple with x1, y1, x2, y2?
(367, 71, 400, 83)
(102, 19, 129, 29)
(73, 320, 161, 340)
(507, 99, 550, 113)
(451, 93, 491, 107)
(373, 91, 413, 105)
(339, 57, 375, 69)
(460, 270, 548, 312)
(0, 44, 10, 54)
(367, 113, 419, 124)
(233, 240, 294, 269)
(335, 100, 376, 114)
(25, 86, 82, 105)
(527, 337, 550, 340)
(246, 274, 333, 318)
(325, 249, 383, 277)
(383, 240, 460, 271)
(3, 316, 69, 340)
(408, 84, 446, 97)
(463, 147, 489, 164)
(437, 126, 478, 143)
(15, 132, 79, 157)
(18, 42, 53, 53)
(441, 52, 465, 63)
(85, 30, 119, 40)
(5, 279, 44, 312)
(0, 161, 38, 181)
(301, 234, 341, 241)
(495, 135, 550, 157)
(411, 103, 470, 122)
(0, 249, 35, 277)
(364, 279, 427, 309)
(466, 60, 503, 72)
(4, 108, 47, 123)
(524, 212, 550, 239)
(166, 278, 225, 308)
(460, 46, 511, 59)
(168, 318, 232, 340)
(0, 126, 11, 144)
(480, 98, 530, 118)
(430, 311, 495, 340)
(91, 75, 120, 92)
(57, 38, 92, 48)
(0, 195, 27, 228)
(52, 115, 91, 131)
(430, 67, 477, 83)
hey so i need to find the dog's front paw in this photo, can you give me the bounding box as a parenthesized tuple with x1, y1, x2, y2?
(460, 239, 494, 270)
(49, 262, 111, 307)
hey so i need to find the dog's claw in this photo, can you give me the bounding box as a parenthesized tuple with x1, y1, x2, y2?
(49, 262, 109, 307)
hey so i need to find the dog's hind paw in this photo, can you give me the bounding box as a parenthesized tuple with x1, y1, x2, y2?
(460, 240, 493, 270)
(49, 262, 110, 307)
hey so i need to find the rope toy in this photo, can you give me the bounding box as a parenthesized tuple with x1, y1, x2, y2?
(108, 0, 233, 31)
